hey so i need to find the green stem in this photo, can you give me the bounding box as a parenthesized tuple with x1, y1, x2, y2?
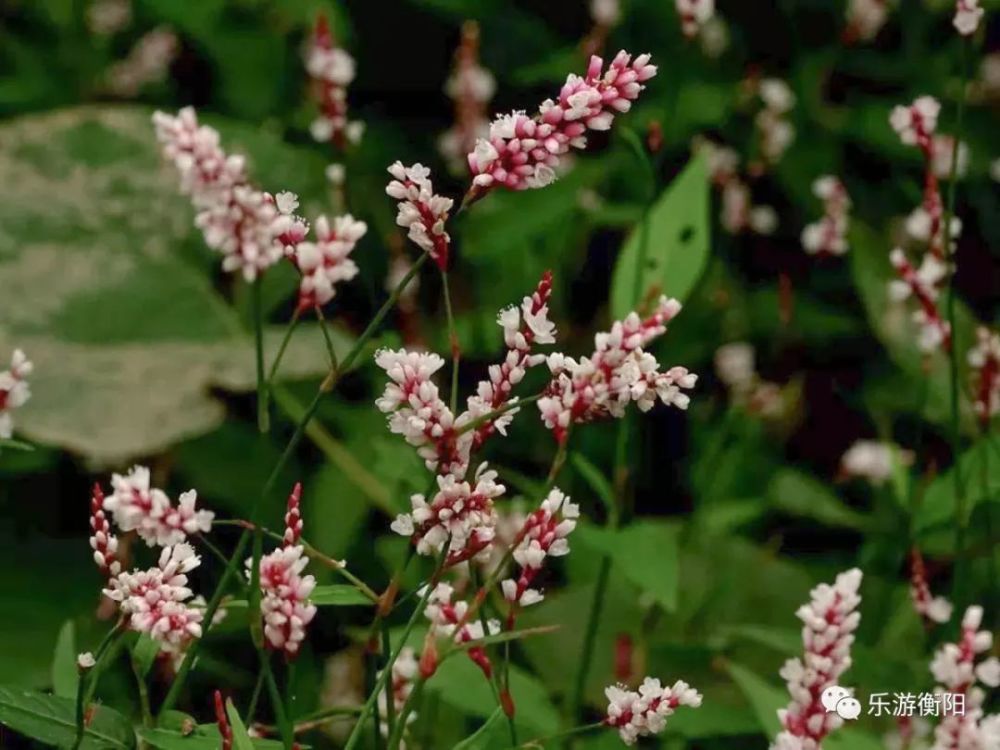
(386, 680, 423, 750)
(315, 306, 340, 372)
(130, 652, 153, 729)
(441, 269, 461, 414)
(261, 653, 293, 749)
(246, 667, 266, 726)
(73, 621, 125, 749)
(253, 278, 269, 434)
(266, 309, 302, 387)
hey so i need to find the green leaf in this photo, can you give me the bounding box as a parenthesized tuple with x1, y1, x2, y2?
(722, 624, 801, 655)
(138, 727, 284, 750)
(610, 155, 710, 317)
(569, 453, 615, 516)
(916, 439, 1000, 534)
(131, 633, 160, 679)
(310, 585, 374, 607)
(450, 707, 505, 750)
(575, 520, 680, 611)
(767, 469, 870, 530)
(0, 685, 134, 749)
(50, 620, 78, 699)
(225, 698, 254, 750)
(724, 662, 783, 737)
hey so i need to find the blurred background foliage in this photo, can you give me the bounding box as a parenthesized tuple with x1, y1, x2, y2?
(0, 0, 998, 748)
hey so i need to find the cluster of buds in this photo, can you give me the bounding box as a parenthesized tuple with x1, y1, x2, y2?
(104, 543, 205, 656)
(501, 488, 578, 613)
(954, 0, 985, 35)
(692, 136, 777, 235)
(844, 0, 890, 43)
(604, 677, 703, 745)
(801, 176, 851, 257)
(839, 439, 912, 486)
(248, 484, 317, 658)
(306, 14, 362, 148)
(103, 465, 214, 548)
(89, 485, 120, 577)
(214, 691, 233, 750)
(424, 582, 500, 678)
(0, 348, 32, 440)
(105, 27, 178, 98)
(391, 465, 504, 566)
(968, 327, 1000, 427)
(386, 162, 454, 269)
(755, 78, 796, 166)
(439, 23, 495, 174)
(467, 51, 657, 196)
(909, 548, 953, 625)
(675, 0, 715, 39)
(377, 647, 419, 734)
(929, 606, 1000, 749)
(152, 108, 308, 281)
(772, 569, 863, 750)
(538, 296, 697, 443)
(291, 213, 367, 311)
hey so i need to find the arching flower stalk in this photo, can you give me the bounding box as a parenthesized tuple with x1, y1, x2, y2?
(538, 296, 696, 443)
(103, 465, 214, 548)
(247, 483, 317, 658)
(968, 326, 1000, 428)
(771, 568, 863, 750)
(0, 348, 32, 440)
(440, 22, 495, 175)
(467, 51, 657, 198)
(604, 677, 702, 745)
(306, 13, 362, 148)
(802, 176, 851, 257)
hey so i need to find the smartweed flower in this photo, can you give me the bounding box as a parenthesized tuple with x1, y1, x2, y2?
(0, 349, 31, 440)
(604, 677, 702, 745)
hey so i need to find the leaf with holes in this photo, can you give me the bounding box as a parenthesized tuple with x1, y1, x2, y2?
(610, 155, 710, 317)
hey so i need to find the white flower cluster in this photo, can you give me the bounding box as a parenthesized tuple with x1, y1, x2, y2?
(104, 543, 205, 654)
(772, 569, 863, 750)
(391, 464, 504, 563)
(424, 582, 500, 676)
(953, 0, 985, 35)
(152, 108, 306, 281)
(802, 176, 851, 257)
(538, 297, 696, 443)
(840, 439, 910, 486)
(292, 214, 367, 310)
(756, 78, 796, 165)
(929, 606, 1000, 750)
(604, 677, 703, 745)
(888, 249, 951, 352)
(251, 545, 317, 657)
(386, 162, 454, 268)
(501, 488, 578, 608)
(968, 326, 1000, 425)
(0, 349, 32, 440)
(846, 0, 891, 42)
(675, 0, 715, 39)
(104, 465, 214, 547)
(890, 96, 941, 147)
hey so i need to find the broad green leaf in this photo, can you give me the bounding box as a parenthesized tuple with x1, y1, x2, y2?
(610, 155, 710, 317)
(225, 699, 255, 750)
(311, 585, 374, 606)
(767, 469, 870, 530)
(0, 685, 134, 749)
(916, 439, 1000, 533)
(0, 107, 333, 462)
(450, 707, 505, 750)
(724, 661, 783, 737)
(139, 726, 284, 750)
(575, 520, 680, 611)
(50, 620, 78, 699)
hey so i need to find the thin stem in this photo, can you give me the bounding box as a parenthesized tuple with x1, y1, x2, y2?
(441, 269, 461, 414)
(565, 559, 610, 729)
(253, 278, 269, 434)
(380, 623, 397, 741)
(266, 309, 302, 386)
(314, 306, 340, 372)
(386, 680, 423, 750)
(73, 621, 125, 749)
(246, 667, 266, 726)
(130, 652, 153, 729)
(367, 639, 385, 750)
(261, 653, 293, 750)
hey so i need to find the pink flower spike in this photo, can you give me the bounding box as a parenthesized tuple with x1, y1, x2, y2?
(0, 348, 32, 440)
(290, 213, 367, 311)
(968, 326, 1000, 427)
(386, 162, 454, 269)
(306, 13, 361, 147)
(604, 677, 702, 745)
(284, 483, 304, 547)
(103, 465, 214, 547)
(440, 22, 495, 174)
(467, 51, 657, 197)
(89, 484, 120, 578)
(249, 544, 317, 659)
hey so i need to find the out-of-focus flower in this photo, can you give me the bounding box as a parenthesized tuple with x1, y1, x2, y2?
(931, 135, 970, 179)
(840, 439, 911, 486)
(715, 342, 756, 393)
(969, 327, 1000, 427)
(306, 14, 361, 147)
(772, 569, 863, 750)
(0, 349, 32, 440)
(440, 22, 495, 174)
(424, 582, 500, 677)
(888, 248, 951, 352)
(468, 51, 657, 195)
(699, 16, 730, 57)
(591, 0, 621, 26)
(845, 0, 891, 42)
(929, 605, 1000, 749)
(77, 652, 97, 670)
(104, 543, 204, 656)
(289, 214, 366, 311)
(891, 96, 941, 148)
(538, 297, 696, 443)
(953, 0, 984, 35)
(386, 162, 454, 270)
(90, 484, 120, 577)
(378, 647, 419, 735)
(391, 464, 503, 565)
(501, 488, 578, 612)
(692, 137, 776, 235)
(87, 0, 132, 36)
(676, 0, 715, 39)
(756, 78, 796, 165)
(909, 548, 953, 625)
(106, 27, 178, 97)
(604, 677, 702, 745)
(248, 483, 317, 658)
(103, 465, 213, 547)
(802, 176, 851, 257)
